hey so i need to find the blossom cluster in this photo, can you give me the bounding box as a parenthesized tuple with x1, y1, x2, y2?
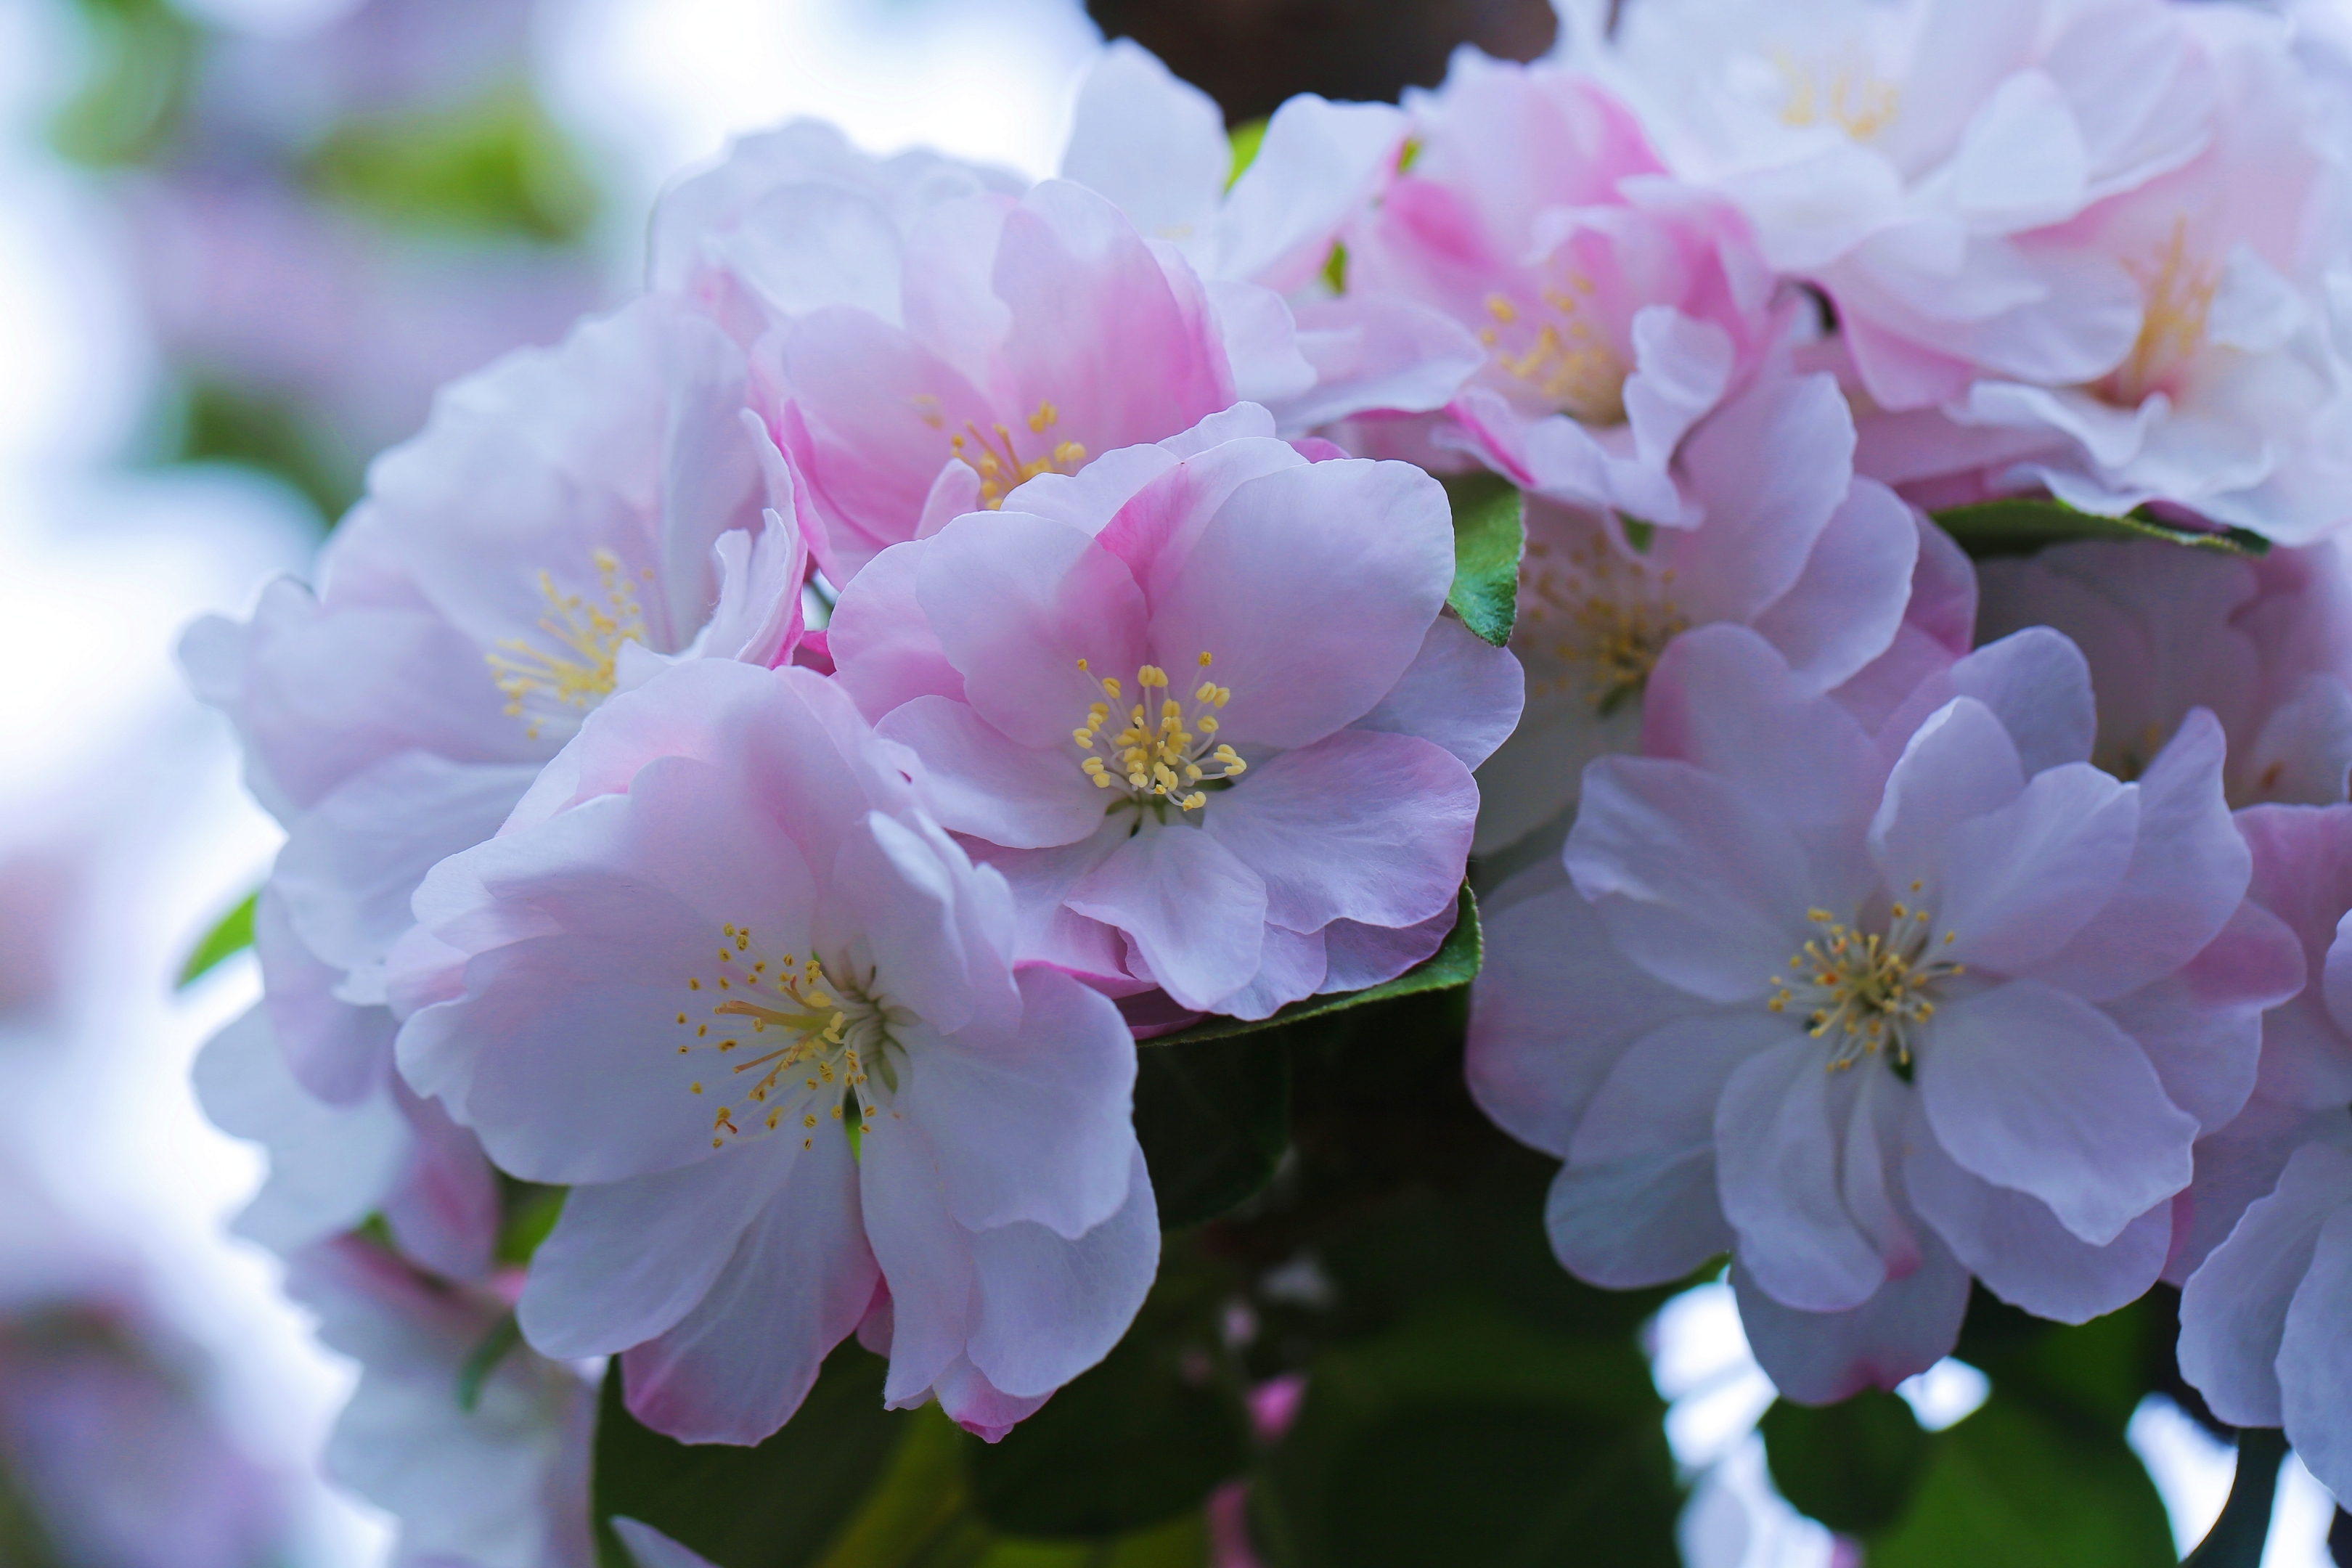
(182, 2, 2352, 1558)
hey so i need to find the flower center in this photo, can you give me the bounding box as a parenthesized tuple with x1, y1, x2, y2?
(1773, 45, 1900, 141)
(1517, 532, 1689, 716)
(677, 923, 905, 1151)
(1766, 893, 1964, 1071)
(2099, 217, 2217, 407)
(1070, 653, 1246, 814)
(948, 401, 1089, 509)
(485, 548, 650, 741)
(1479, 285, 1628, 425)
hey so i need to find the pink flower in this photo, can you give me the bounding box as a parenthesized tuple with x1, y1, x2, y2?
(1339, 52, 1787, 524)
(388, 661, 1156, 1444)
(762, 173, 1482, 587)
(1979, 538, 2352, 805)
(1597, 0, 2210, 412)
(1467, 622, 2291, 1401)
(1813, 9, 2350, 540)
(827, 407, 1520, 1019)
(282, 1238, 595, 1568)
(181, 298, 807, 1275)
(2175, 803, 2352, 1504)
(1474, 369, 1926, 854)
(650, 119, 1024, 348)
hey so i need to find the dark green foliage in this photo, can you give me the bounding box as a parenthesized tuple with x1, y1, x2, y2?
(1760, 1389, 1931, 1536)
(1251, 1301, 1680, 1568)
(1440, 475, 1524, 647)
(1934, 497, 2268, 559)
(969, 1255, 1251, 1538)
(1134, 1034, 1291, 1228)
(592, 1347, 902, 1568)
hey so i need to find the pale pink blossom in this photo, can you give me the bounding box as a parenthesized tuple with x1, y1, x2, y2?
(1473, 369, 1923, 854)
(828, 406, 1519, 1020)
(1340, 52, 1788, 523)
(388, 662, 1156, 1443)
(650, 120, 1024, 348)
(2174, 803, 2352, 1505)
(1979, 538, 2352, 806)
(1859, 9, 2352, 541)
(1593, 0, 2208, 407)
(282, 1238, 596, 1568)
(761, 173, 1482, 586)
(1468, 623, 2292, 1401)
(182, 298, 807, 1275)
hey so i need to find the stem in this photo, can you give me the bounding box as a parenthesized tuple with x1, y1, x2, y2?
(2183, 1428, 2290, 1568)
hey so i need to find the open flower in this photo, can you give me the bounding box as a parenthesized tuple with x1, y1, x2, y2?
(1596, 0, 2210, 412)
(650, 118, 1024, 348)
(1979, 537, 2352, 805)
(389, 661, 1156, 1443)
(1472, 368, 1924, 854)
(1468, 623, 2292, 1400)
(282, 1238, 595, 1568)
(2172, 804, 2352, 1503)
(1870, 11, 2352, 540)
(1341, 51, 1788, 523)
(828, 406, 1520, 1020)
(181, 297, 805, 1275)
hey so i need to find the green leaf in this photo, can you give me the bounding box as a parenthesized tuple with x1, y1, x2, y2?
(1866, 1393, 2173, 1568)
(1760, 1389, 1931, 1536)
(455, 1312, 522, 1415)
(1253, 1299, 1681, 1568)
(968, 1290, 1249, 1538)
(1133, 1034, 1290, 1227)
(1320, 242, 1347, 295)
(1226, 118, 1268, 189)
(1932, 497, 2268, 560)
(1149, 886, 1480, 1048)
(304, 81, 600, 243)
(592, 1345, 902, 1568)
(495, 1182, 567, 1267)
(49, 0, 199, 168)
(1440, 475, 1524, 648)
(2182, 1429, 2288, 1568)
(176, 891, 258, 989)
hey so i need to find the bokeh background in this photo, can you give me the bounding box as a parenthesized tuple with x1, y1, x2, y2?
(0, 0, 2339, 1562)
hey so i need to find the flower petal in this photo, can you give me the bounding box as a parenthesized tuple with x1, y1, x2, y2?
(906, 968, 1138, 1239)
(1921, 981, 2197, 1246)
(2180, 1140, 2352, 1429)
(1715, 1039, 1888, 1313)
(1066, 823, 1267, 1012)
(1204, 729, 1473, 933)
(1731, 1238, 1971, 1405)
(618, 1128, 877, 1445)
(967, 1148, 1160, 1398)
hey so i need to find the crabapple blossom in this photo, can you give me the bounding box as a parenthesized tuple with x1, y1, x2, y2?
(2173, 802, 2352, 1503)
(828, 405, 1520, 1021)
(1471, 369, 1921, 854)
(1855, 7, 2352, 540)
(1594, 0, 2207, 408)
(1979, 537, 2352, 805)
(282, 1238, 596, 1568)
(388, 661, 1157, 1443)
(1058, 42, 1482, 433)
(1467, 622, 2293, 1401)
(1340, 51, 1787, 523)
(649, 119, 1024, 348)
(759, 172, 1485, 585)
(182, 296, 806, 1276)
